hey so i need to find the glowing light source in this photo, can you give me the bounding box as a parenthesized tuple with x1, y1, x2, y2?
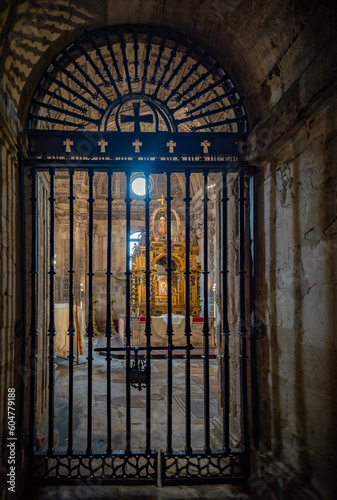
(131, 176, 146, 196)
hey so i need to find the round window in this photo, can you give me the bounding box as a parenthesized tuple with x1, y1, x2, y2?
(130, 174, 154, 196)
(131, 176, 146, 196)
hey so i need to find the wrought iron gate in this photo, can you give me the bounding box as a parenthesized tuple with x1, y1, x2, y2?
(23, 25, 254, 486)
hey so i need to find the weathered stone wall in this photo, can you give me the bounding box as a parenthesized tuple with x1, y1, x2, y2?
(246, 10, 337, 497)
(247, 98, 337, 500)
(0, 79, 24, 500)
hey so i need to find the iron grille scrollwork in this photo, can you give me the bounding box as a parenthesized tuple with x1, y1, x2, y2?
(29, 25, 247, 134)
(161, 451, 244, 486)
(33, 452, 157, 484)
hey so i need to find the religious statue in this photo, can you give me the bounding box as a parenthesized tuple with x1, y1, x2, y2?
(139, 229, 146, 246)
(158, 216, 167, 236)
(191, 227, 198, 246)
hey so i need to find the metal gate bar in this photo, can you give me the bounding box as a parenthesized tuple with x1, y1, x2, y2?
(221, 171, 230, 451)
(125, 171, 132, 451)
(145, 171, 152, 452)
(47, 168, 55, 456)
(184, 171, 192, 454)
(67, 168, 75, 455)
(106, 169, 113, 454)
(203, 172, 210, 453)
(166, 171, 173, 454)
(87, 170, 95, 455)
(238, 173, 248, 453)
(27, 165, 251, 486)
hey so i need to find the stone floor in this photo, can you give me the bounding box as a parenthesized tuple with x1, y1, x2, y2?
(28, 337, 255, 499)
(24, 483, 253, 500)
(50, 335, 222, 453)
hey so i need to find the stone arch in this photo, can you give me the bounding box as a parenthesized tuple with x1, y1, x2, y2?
(0, 1, 277, 131)
(25, 25, 247, 135)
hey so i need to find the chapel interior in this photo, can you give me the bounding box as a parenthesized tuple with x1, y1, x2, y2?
(51, 170, 216, 349)
(40, 168, 223, 457)
(0, 1, 336, 500)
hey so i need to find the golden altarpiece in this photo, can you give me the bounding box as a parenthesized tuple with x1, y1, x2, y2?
(131, 206, 202, 317)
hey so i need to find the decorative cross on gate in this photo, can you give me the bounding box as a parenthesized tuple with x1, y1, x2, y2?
(201, 140, 211, 153)
(63, 138, 73, 153)
(132, 139, 142, 153)
(166, 140, 176, 153)
(121, 102, 153, 133)
(98, 139, 108, 153)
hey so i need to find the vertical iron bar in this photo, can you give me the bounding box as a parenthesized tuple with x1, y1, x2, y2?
(145, 172, 152, 453)
(166, 172, 173, 454)
(184, 171, 192, 453)
(141, 30, 153, 93)
(221, 171, 230, 451)
(133, 28, 139, 83)
(119, 30, 132, 94)
(47, 168, 55, 455)
(125, 171, 132, 451)
(238, 173, 248, 450)
(86, 170, 95, 455)
(203, 172, 211, 453)
(106, 170, 113, 454)
(29, 168, 38, 455)
(249, 173, 259, 449)
(18, 157, 26, 453)
(67, 169, 75, 455)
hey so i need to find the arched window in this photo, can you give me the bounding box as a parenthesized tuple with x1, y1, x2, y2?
(130, 230, 142, 255)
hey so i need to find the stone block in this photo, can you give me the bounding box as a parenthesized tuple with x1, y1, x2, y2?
(298, 31, 337, 110)
(300, 241, 336, 287)
(279, 4, 333, 95)
(300, 283, 337, 349)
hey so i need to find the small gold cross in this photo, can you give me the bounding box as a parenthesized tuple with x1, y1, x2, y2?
(201, 139, 211, 153)
(157, 194, 165, 205)
(98, 139, 108, 153)
(166, 140, 176, 153)
(63, 138, 73, 153)
(132, 139, 142, 153)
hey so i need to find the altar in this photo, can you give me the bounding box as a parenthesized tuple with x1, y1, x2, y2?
(125, 202, 211, 348)
(131, 205, 202, 318)
(130, 314, 215, 348)
(54, 303, 86, 356)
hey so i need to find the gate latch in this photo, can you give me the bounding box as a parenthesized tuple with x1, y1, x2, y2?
(127, 347, 148, 391)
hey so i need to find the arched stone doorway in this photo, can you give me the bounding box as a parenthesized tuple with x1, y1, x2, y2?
(23, 24, 253, 486)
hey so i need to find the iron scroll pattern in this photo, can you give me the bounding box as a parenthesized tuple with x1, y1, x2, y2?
(161, 451, 244, 486)
(29, 25, 247, 134)
(33, 452, 157, 484)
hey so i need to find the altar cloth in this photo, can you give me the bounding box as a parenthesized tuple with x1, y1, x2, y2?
(54, 303, 86, 356)
(151, 314, 191, 339)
